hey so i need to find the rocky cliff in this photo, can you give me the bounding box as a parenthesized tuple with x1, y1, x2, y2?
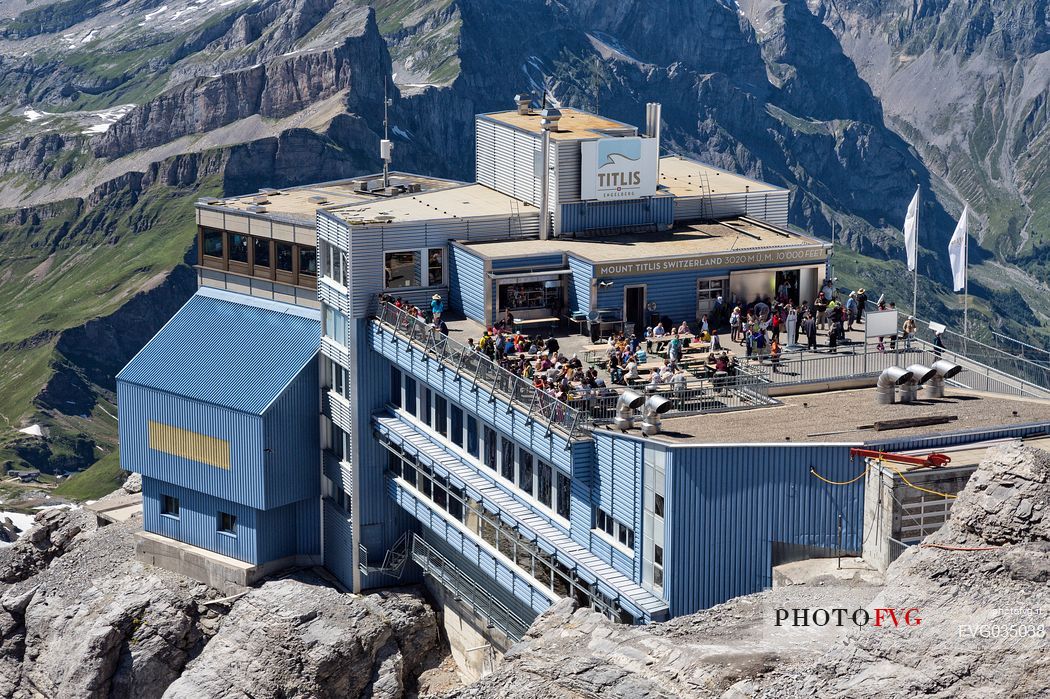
(0, 487, 447, 698)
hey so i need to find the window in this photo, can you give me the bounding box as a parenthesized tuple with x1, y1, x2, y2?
(538, 462, 552, 508)
(500, 436, 515, 482)
(483, 426, 497, 471)
(450, 406, 463, 447)
(428, 248, 444, 286)
(654, 493, 664, 518)
(330, 424, 349, 462)
(161, 494, 179, 518)
(253, 238, 271, 269)
(322, 242, 344, 285)
(229, 234, 249, 263)
(218, 511, 237, 535)
(323, 304, 347, 346)
(557, 473, 571, 519)
(466, 417, 479, 458)
(390, 367, 402, 408)
(518, 449, 534, 496)
(299, 247, 317, 276)
(202, 228, 223, 258)
(404, 377, 417, 417)
(435, 395, 447, 437)
(422, 389, 432, 428)
(595, 506, 634, 551)
(276, 242, 294, 271)
(385, 250, 421, 288)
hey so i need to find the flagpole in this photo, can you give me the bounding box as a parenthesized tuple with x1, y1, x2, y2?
(963, 228, 969, 337)
(912, 188, 919, 318)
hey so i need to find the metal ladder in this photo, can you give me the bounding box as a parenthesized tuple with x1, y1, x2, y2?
(510, 198, 524, 238)
(698, 172, 713, 220)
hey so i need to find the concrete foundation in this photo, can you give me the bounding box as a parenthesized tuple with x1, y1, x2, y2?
(423, 577, 512, 683)
(135, 531, 318, 594)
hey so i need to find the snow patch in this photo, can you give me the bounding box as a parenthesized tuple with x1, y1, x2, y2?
(391, 125, 412, 140)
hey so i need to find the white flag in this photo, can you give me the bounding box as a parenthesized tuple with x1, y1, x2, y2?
(948, 204, 968, 292)
(903, 186, 919, 272)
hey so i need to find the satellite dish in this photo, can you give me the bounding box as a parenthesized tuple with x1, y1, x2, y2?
(587, 310, 600, 322)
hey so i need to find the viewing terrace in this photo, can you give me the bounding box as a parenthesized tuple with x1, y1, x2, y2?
(371, 299, 1050, 443)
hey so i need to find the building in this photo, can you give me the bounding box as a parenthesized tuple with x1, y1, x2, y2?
(118, 101, 1050, 649)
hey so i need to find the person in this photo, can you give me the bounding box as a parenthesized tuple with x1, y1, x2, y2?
(710, 330, 722, 351)
(678, 319, 691, 335)
(903, 315, 917, 351)
(431, 294, 444, 320)
(933, 329, 945, 358)
(856, 288, 868, 323)
(802, 312, 817, 350)
(846, 292, 858, 332)
(730, 306, 742, 343)
(653, 322, 666, 337)
(668, 333, 683, 363)
(814, 292, 828, 330)
(700, 315, 709, 335)
(770, 338, 782, 373)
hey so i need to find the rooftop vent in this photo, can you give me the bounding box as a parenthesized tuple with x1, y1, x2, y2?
(640, 395, 673, 436)
(924, 360, 964, 399)
(515, 92, 533, 115)
(614, 390, 645, 432)
(901, 364, 937, 403)
(539, 107, 562, 132)
(876, 367, 913, 405)
(246, 205, 267, 214)
(252, 196, 270, 205)
(308, 196, 328, 204)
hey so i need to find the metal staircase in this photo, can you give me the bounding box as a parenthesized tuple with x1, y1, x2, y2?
(358, 531, 410, 579)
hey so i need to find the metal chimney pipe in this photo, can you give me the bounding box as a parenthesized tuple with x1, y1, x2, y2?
(538, 108, 561, 241)
(876, 366, 913, 405)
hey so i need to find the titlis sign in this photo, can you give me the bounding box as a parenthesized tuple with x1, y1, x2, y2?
(580, 137, 658, 201)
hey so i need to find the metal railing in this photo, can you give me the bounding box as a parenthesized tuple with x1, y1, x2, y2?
(410, 533, 533, 642)
(862, 299, 1050, 392)
(374, 302, 588, 440)
(886, 537, 914, 566)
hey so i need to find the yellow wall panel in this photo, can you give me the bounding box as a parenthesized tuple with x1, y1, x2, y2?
(148, 421, 231, 470)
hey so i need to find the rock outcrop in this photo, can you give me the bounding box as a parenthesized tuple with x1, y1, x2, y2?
(0, 506, 445, 698)
(444, 442, 1050, 699)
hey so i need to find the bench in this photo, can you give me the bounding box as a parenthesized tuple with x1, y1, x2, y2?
(513, 317, 560, 334)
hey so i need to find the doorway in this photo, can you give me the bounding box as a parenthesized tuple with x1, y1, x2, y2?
(775, 269, 801, 305)
(624, 285, 646, 337)
(696, 277, 727, 322)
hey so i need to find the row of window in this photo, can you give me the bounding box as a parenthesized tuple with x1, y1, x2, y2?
(595, 507, 635, 551)
(160, 495, 237, 536)
(198, 227, 317, 288)
(318, 241, 346, 287)
(384, 248, 444, 289)
(391, 368, 571, 521)
(322, 304, 348, 347)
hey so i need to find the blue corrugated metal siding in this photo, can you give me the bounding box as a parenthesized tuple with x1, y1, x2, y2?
(595, 269, 723, 327)
(449, 244, 486, 323)
(664, 444, 861, 616)
(323, 499, 356, 589)
(567, 255, 593, 314)
(294, 497, 321, 557)
(560, 195, 674, 234)
(590, 433, 642, 580)
(143, 477, 261, 563)
(119, 382, 266, 509)
(118, 289, 320, 415)
(262, 360, 321, 508)
(490, 255, 565, 270)
(866, 423, 1050, 453)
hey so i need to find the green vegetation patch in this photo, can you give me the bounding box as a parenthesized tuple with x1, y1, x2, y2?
(54, 450, 124, 501)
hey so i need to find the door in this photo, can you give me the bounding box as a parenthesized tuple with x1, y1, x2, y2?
(624, 285, 646, 337)
(775, 269, 801, 304)
(696, 278, 727, 320)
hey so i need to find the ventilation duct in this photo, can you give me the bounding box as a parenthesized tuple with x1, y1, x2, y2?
(900, 364, 937, 403)
(614, 390, 645, 432)
(640, 395, 673, 436)
(876, 367, 913, 405)
(925, 360, 964, 398)
(514, 92, 533, 115)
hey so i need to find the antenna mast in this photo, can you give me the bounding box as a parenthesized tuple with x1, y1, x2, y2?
(381, 76, 393, 188)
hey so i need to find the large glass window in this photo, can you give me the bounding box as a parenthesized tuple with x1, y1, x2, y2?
(385, 251, 421, 288)
(161, 494, 180, 518)
(557, 473, 571, 519)
(435, 396, 447, 437)
(500, 436, 515, 482)
(229, 234, 249, 263)
(428, 248, 444, 286)
(202, 228, 223, 258)
(299, 247, 317, 276)
(218, 511, 237, 535)
(483, 426, 497, 471)
(518, 449, 534, 496)
(538, 462, 552, 508)
(466, 417, 479, 458)
(450, 406, 463, 447)
(390, 366, 402, 408)
(254, 238, 271, 269)
(323, 304, 347, 346)
(276, 242, 294, 272)
(404, 377, 416, 417)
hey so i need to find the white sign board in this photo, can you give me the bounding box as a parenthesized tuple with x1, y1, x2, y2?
(865, 309, 899, 339)
(580, 137, 658, 201)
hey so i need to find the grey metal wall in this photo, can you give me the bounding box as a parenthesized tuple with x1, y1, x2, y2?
(559, 195, 674, 234)
(672, 190, 790, 228)
(449, 243, 487, 323)
(323, 498, 356, 589)
(567, 255, 593, 315)
(475, 117, 542, 206)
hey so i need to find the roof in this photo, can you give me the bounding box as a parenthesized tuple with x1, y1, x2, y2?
(658, 156, 783, 197)
(480, 108, 637, 141)
(459, 217, 826, 265)
(327, 183, 536, 224)
(117, 288, 320, 415)
(197, 173, 462, 224)
(651, 388, 1050, 444)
